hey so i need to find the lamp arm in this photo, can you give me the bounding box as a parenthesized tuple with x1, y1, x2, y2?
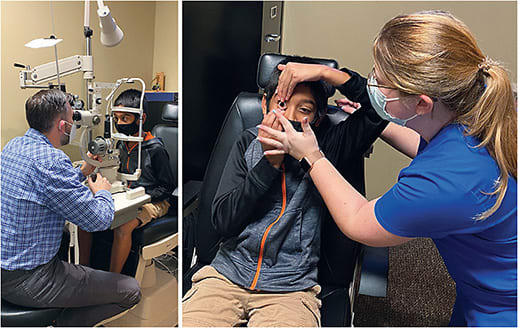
(19, 55, 93, 88)
(97, 0, 105, 10)
(84, 0, 90, 28)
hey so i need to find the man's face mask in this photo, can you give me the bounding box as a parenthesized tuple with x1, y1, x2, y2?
(366, 73, 418, 126)
(115, 119, 140, 136)
(61, 120, 77, 146)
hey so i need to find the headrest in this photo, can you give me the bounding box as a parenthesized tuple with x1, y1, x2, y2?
(162, 103, 178, 121)
(256, 53, 339, 98)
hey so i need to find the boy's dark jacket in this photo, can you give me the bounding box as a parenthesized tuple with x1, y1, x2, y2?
(118, 132, 175, 202)
(210, 69, 389, 292)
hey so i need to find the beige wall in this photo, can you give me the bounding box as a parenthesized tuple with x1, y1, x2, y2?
(282, 1, 517, 199)
(1, 0, 178, 160)
(153, 1, 178, 91)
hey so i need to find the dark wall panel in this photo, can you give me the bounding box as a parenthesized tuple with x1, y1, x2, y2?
(183, 1, 263, 181)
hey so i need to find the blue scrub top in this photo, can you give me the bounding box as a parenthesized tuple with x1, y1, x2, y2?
(375, 123, 517, 327)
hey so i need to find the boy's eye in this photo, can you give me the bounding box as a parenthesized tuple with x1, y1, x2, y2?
(299, 107, 312, 113)
(277, 100, 286, 108)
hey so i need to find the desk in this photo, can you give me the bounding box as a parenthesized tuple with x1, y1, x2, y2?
(111, 192, 151, 229)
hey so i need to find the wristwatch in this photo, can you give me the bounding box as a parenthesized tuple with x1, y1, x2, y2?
(299, 150, 325, 173)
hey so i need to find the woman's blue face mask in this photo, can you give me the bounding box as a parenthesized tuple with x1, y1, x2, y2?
(366, 73, 418, 126)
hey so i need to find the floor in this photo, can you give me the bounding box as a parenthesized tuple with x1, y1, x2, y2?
(353, 238, 456, 326)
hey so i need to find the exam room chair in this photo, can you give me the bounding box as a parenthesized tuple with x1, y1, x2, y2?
(106, 102, 178, 327)
(183, 53, 363, 326)
(92, 103, 179, 327)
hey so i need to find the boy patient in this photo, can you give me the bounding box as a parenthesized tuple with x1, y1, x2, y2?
(182, 56, 388, 327)
(79, 89, 175, 273)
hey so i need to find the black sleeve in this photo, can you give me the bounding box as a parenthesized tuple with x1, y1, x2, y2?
(321, 68, 389, 169)
(335, 68, 373, 106)
(147, 146, 176, 202)
(211, 131, 281, 238)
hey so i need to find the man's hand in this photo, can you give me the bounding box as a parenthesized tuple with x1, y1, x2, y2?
(335, 98, 361, 114)
(258, 111, 284, 169)
(88, 173, 111, 194)
(80, 152, 102, 177)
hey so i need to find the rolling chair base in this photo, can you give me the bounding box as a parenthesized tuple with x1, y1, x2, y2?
(107, 233, 179, 327)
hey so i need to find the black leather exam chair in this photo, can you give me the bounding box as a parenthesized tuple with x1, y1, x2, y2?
(184, 53, 364, 326)
(90, 102, 179, 326)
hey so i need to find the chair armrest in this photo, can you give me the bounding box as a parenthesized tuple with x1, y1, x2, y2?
(358, 246, 389, 297)
(319, 285, 352, 327)
(183, 180, 203, 208)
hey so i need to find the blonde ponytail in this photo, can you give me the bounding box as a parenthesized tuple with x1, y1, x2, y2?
(373, 11, 517, 220)
(457, 62, 517, 219)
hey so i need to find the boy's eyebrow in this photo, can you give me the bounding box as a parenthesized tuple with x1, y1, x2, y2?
(297, 98, 316, 108)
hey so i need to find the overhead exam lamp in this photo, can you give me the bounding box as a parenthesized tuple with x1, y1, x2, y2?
(97, 3, 124, 47)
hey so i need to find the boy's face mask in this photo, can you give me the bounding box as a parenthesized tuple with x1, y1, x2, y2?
(288, 119, 320, 132)
(115, 119, 140, 136)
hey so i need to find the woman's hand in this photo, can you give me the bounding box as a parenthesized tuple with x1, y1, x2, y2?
(257, 110, 320, 161)
(258, 111, 284, 168)
(277, 63, 327, 102)
(335, 97, 361, 114)
(277, 62, 350, 102)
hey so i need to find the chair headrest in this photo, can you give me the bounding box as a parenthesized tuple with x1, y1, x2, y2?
(256, 53, 339, 97)
(161, 103, 178, 121)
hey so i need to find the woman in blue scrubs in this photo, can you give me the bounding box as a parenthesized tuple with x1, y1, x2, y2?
(258, 10, 517, 326)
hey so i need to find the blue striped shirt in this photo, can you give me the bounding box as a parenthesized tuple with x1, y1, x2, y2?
(1, 128, 114, 270)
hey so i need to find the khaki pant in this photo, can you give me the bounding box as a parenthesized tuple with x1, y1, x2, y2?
(136, 199, 170, 226)
(182, 266, 321, 327)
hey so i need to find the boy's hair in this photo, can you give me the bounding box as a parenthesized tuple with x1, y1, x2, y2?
(263, 56, 334, 118)
(114, 89, 148, 116)
(25, 89, 73, 133)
